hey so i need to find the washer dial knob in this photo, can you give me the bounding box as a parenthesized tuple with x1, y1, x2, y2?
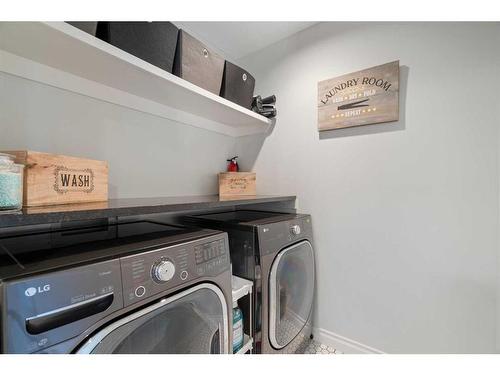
(291, 225, 301, 235)
(152, 260, 176, 283)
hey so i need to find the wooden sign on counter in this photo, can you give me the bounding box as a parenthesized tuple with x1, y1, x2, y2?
(317, 61, 399, 131)
(219, 172, 256, 197)
(2, 150, 108, 207)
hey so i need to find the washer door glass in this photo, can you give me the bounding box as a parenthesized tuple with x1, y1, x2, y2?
(77, 284, 228, 354)
(269, 240, 315, 349)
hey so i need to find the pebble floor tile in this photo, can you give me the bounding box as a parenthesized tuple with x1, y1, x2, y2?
(299, 340, 340, 354)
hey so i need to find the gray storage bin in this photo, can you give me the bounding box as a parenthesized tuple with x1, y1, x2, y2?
(220, 61, 255, 109)
(96, 22, 179, 73)
(173, 30, 225, 95)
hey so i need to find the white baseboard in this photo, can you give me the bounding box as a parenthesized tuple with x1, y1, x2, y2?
(312, 327, 385, 354)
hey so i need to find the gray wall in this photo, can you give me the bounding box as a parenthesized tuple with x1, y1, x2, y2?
(236, 22, 500, 353)
(0, 72, 235, 198)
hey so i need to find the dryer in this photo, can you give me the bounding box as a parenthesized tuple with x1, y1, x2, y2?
(183, 210, 315, 354)
(0, 220, 232, 354)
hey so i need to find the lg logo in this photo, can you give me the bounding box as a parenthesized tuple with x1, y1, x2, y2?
(24, 287, 37, 297)
(24, 285, 51, 297)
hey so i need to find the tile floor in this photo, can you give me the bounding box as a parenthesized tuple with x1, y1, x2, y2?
(272, 315, 340, 354)
(300, 340, 340, 354)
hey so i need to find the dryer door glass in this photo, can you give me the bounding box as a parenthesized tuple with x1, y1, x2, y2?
(77, 284, 228, 354)
(269, 240, 315, 349)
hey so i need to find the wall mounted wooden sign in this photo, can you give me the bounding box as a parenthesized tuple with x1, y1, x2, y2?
(317, 61, 399, 131)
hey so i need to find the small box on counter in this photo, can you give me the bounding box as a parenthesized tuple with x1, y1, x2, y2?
(219, 172, 256, 197)
(174, 30, 225, 95)
(96, 22, 179, 73)
(1, 151, 108, 207)
(220, 61, 255, 109)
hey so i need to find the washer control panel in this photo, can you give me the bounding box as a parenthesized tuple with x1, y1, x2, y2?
(151, 259, 176, 283)
(194, 239, 227, 275)
(290, 224, 301, 236)
(120, 233, 229, 307)
(3, 259, 123, 354)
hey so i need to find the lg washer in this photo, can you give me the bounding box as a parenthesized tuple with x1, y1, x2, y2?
(0, 220, 232, 354)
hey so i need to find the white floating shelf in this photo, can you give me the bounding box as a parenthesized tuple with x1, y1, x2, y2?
(234, 334, 253, 354)
(0, 22, 272, 137)
(232, 275, 253, 302)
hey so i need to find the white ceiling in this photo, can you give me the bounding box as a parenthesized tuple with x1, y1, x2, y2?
(173, 22, 317, 61)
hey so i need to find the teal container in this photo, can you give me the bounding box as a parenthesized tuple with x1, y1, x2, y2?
(232, 301, 244, 353)
(0, 153, 24, 211)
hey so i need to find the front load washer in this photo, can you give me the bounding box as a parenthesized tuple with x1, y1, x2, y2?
(183, 210, 315, 354)
(0, 220, 232, 354)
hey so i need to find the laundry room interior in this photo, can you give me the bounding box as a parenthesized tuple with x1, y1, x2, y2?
(1, 2, 500, 366)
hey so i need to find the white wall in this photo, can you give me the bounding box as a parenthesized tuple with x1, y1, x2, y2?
(0, 72, 235, 198)
(236, 22, 500, 353)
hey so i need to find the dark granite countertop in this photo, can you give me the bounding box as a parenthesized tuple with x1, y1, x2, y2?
(0, 195, 296, 228)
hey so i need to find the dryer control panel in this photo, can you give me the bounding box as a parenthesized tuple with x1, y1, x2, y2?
(257, 215, 313, 256)
(120, 233, 230, 307)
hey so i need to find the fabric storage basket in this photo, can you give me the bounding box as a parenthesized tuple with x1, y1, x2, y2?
(66, 22, 98, 36)
(220, 61, 255, 109)
(173, 30, 225, 95)
(96, 22, 179, 73)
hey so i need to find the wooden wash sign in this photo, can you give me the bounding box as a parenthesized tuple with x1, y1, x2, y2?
(1, 151, 108, 207)
(317, 61, 399, 131)
(54, 167, 94, 194)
